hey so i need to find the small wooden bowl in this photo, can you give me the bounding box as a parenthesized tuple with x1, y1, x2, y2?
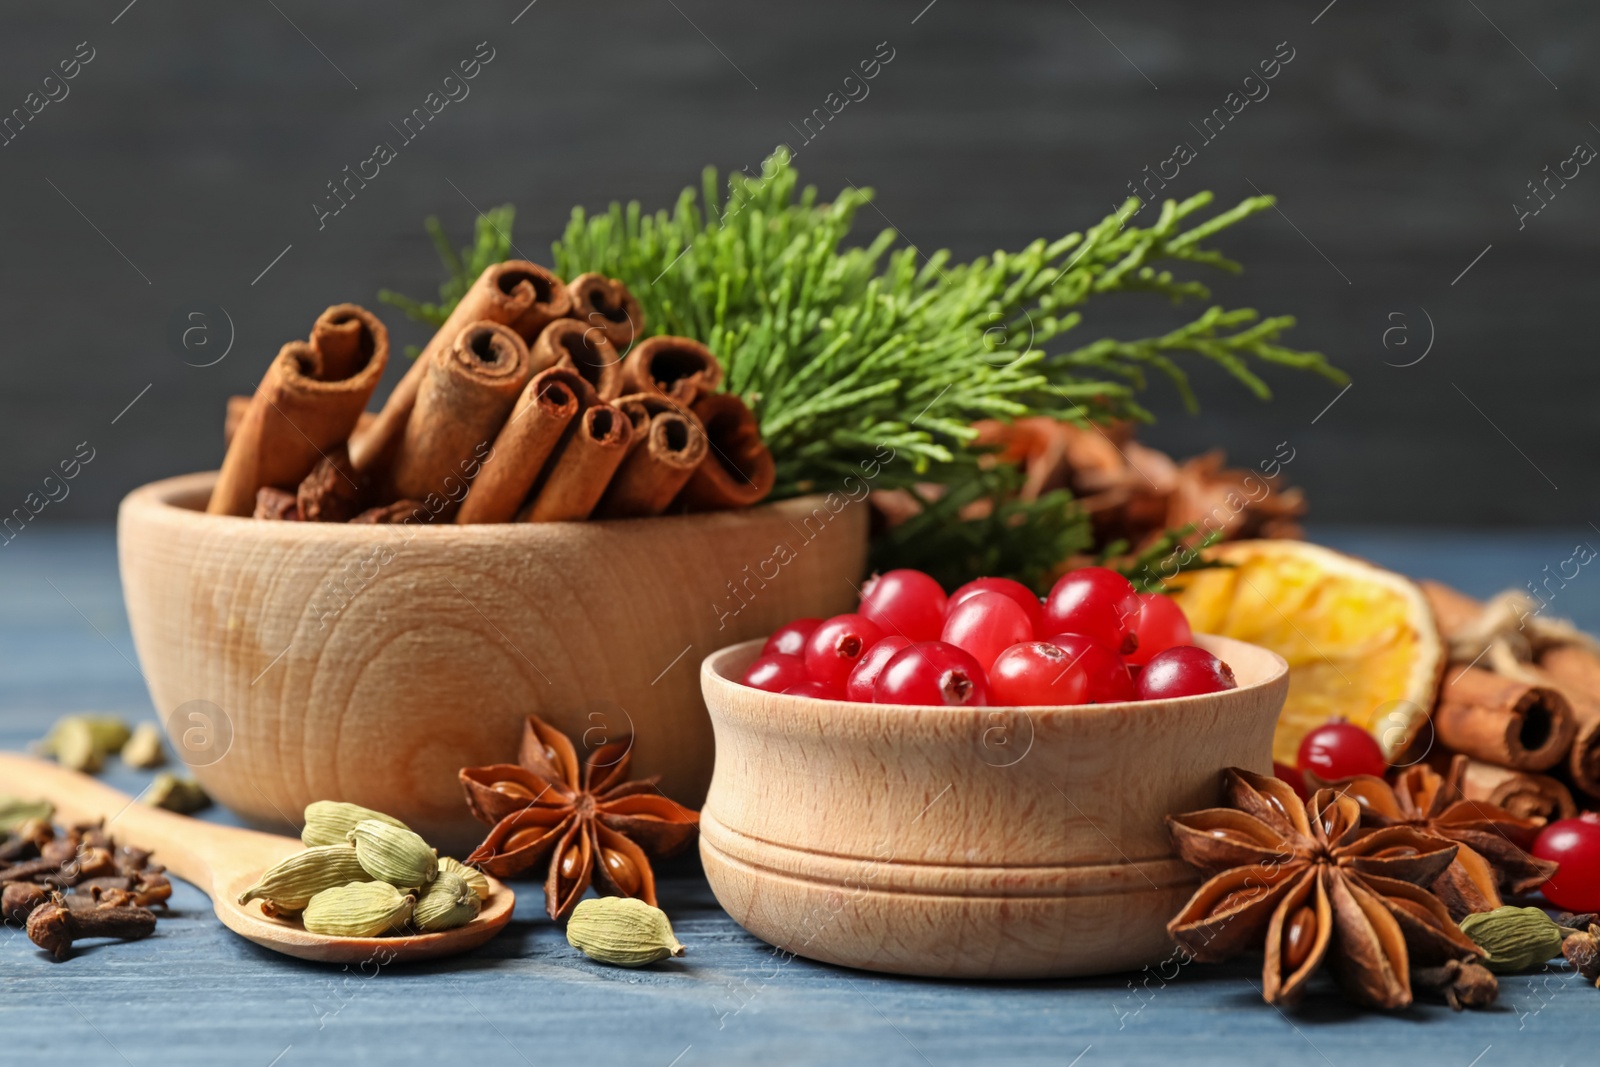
(699, 635, 1288, 979)
(117, 472, 867, 852)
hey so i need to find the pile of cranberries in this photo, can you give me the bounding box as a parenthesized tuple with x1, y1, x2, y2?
(739, 566, 1238, 707)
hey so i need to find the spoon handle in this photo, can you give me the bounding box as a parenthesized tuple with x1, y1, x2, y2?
(0, 752, 297, 899)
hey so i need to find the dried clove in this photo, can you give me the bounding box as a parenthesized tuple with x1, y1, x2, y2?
(3, 882, 50, 924)
(41, 846, 116, 886)
(76, 888, 137, 911)
(25, 892, 156, 960)
(1413, 957, 1500, 1011)
(75, 823, 113, 850)
(0, 857, 62, 883)
(127, 872, 171, 908)
(4, 816, 169, 956)
(1561, 924, 1600, 985)
(39, 838, 78, 867)
(113, 845, 152, 876)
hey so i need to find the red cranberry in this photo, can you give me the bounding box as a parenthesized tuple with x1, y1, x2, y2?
(763, 618, 822, 658)
(803, 614, 886, 692)
(858, 569, 947, 642)
(874, 641, 990, 707)
(989, 641, 1089, 706)
(1041, 567, 1143, 654)
(1136, 645, 1237, 700)
(741, 653, 809, 694)
(1043, 633, 1136, 703)
(845, 636, 912, 702)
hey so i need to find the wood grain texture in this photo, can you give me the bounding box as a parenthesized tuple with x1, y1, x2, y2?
(116, 472, 867, 852)
(698, 635, 1288, 978)
(0, 753, 513, 963)
(4, 529, 1600, 1065)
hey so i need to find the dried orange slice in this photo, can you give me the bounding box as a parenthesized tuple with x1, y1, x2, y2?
(1167, 540, 1444, 766)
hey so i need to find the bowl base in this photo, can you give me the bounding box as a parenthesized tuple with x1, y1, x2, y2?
(700, 815, 1199, 980)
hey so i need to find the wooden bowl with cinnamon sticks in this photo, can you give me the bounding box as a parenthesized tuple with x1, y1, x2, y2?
(118, 475, 865, 853)
(697, 634, 1289, 979)
(121, 264, 865, 851)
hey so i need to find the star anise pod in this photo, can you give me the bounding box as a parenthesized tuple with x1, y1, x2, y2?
(460, 714, 699, 920)
(1167, 767, 1482, 1010)
(1309, 755, 1559, 919)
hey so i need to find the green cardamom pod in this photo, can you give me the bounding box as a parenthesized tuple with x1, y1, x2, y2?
(0, 796, 54, 834)
(348, 820, 437, 888)
(48, 717, 104, 773)
(120, 723, 167, 770)
(1460, 906, 1566, 973)
(143, 772, 211, 814)
(438, 857, 491, 902)
(301, 800, 409, 848)
(566, 897, 685, 968)
(412, 871, 481, 932)
(238, 845, 371, 911)
(301, 882, 415, 937)
(68, 715, 133, 753)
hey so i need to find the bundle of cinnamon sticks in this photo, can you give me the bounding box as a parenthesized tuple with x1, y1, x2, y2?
(1414, 581, 1600, 821)
(210, 262, 774, 525)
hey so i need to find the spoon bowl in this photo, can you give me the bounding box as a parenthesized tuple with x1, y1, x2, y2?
(0, 753, 514, 963)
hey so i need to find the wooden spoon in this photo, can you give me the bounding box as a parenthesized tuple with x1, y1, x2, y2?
(0, 753, 514, 963)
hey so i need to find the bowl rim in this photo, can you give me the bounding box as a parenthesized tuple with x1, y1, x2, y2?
(701, 633, 1288, 717)
(119, 470, 846, 542)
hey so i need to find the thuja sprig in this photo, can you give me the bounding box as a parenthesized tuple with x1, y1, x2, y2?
(866, 462, 1091, 594)
(547, 149, 1343, 497)
(379, 205, 515, 332)
(380, 150, 1343, 588)
(1106, 524, 1229, 593)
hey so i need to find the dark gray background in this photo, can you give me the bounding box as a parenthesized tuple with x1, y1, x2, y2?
(1, 0, 1593, 525)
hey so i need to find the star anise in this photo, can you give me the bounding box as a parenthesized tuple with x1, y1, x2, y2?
(460, 714, 699, 920)
(1310, 755, 1559, 919)
(1167, 767, 1482, 1010)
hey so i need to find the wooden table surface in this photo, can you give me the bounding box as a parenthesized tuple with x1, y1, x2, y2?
(3, 527, 1595, 1067)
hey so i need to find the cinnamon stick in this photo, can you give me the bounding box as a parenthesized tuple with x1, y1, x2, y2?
(310, 303, 387, 381)
(503, 262, 574, 342)
(612, 393, 655, 440)
(349, 261, 564, 474)
(1458, 758, 1577, 821)
(383, 322, 532, 516)
(224, 395, 249, 448)
(619, 336, 724, 405)
(1539, 644, 1600, 798)
(226, 396, 373, 449)
(1433, 666, 1575, 772)
(1420, 580, 1485, 640)
(593, 395, 708, 519)
(518, 403, 634, 522)
(673, 393, 775, 511)
(455, 368, 587, 524)
(209, 317, 388, 517)
(565, 273, 642, 351)
(531, 319, 624, 401)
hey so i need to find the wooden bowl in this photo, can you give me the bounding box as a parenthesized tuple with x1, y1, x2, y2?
(699, 635, 1289, 979)
(117, 472, 867, 852)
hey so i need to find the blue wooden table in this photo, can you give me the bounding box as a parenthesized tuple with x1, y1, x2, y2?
(3, 527, 1596, 1067)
